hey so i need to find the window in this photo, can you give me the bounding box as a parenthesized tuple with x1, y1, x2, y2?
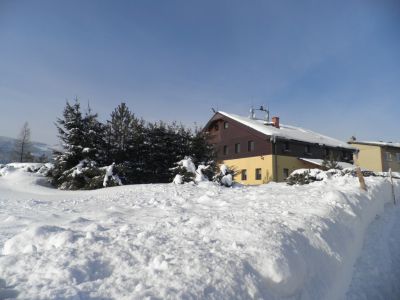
(255, 168, 262, 180)
(235, 143, 241, 154)
(305, 145, 311, 154)
(397, 153, 400, 162)
(325, 148, 330, 157)
(224, 121, 229, 129)
(283, 168, 289, 179)
(241, 169, 247, 181)
(223, 145, 228, 155)
(248, 140, 255, 152)
(385, 152, 392, 161)
(284, 141, 290, 152)
(214, 124, 219, 131)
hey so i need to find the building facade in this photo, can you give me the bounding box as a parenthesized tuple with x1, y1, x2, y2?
(348, 141, 400, 172)
(204, 111, 355, 184)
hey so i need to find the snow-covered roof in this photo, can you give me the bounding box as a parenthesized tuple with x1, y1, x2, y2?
(349, 141, 400, 149)
(218, 111, 355, 150)
(298, 158, 356, 169)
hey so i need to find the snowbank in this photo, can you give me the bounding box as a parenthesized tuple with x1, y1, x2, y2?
(0, 170, 399, 299)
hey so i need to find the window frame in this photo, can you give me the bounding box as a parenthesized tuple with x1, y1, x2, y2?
(241, 169, 247, 181)
(305, 144, 311, 155)
(283, 168, 289, 179)
(385, 152, 393, 161)
(248, 140, 255, 152)
(223, 145, 228, 155)
(235, 143, 241, 154)
(255, 168, 262, 180)
(223, 121, 229, 129)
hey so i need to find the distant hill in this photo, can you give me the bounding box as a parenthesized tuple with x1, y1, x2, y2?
(0, 136, 54, 163)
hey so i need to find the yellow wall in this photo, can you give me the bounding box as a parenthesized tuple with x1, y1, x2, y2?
(222, 155, 318, 184)
(274, 155, 318, 182)
(351, 144, 383, 172)
(222, 155, 274, 185)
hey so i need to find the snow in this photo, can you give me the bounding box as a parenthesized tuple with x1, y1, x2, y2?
(346, 204, 400, 299)
(177, 157, 196, 174)
(102, 163, 122, 187)
(172, 174, 183, 184)
(0, 165, 399, 299)
(195, 165, 209, 183)
(350, 140, 400, 149)
(219, 111, 355, 150)
(172, 157, 209, 184)
(298, 158, 356, 169)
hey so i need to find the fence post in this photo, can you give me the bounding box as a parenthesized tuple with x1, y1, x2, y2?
(356, 167, 367, 191)
(389, 168, 396, 205)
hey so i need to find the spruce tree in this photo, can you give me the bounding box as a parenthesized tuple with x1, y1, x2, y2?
(83, 104, 106, 163)
(51, 99, 105, 189)
(108, 103, 135, 163)
(53, 99, 85, 175)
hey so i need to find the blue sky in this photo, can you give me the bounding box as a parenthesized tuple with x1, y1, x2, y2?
(0, 0, 399, 144)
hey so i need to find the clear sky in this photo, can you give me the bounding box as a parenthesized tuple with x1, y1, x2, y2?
(0, 0, 399, 145)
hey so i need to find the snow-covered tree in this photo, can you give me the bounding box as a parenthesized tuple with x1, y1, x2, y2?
(82, 104, 106, 163)
(51, 99, 107, 189)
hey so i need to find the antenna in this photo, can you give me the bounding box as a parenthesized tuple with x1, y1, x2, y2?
(211, 108, 216, 113)
(249, 105, 269, 121)
(249, 106, 255, 119)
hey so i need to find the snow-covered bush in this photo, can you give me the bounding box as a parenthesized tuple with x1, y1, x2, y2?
(286, 168, 382, 185)
(53, 160, 105, 190)
(286, 169, 323, 185)
(213, 164, 235, 187)
(171, 157, 213, 184)
(102, 163, 122, 187)
(195, 164, 210, 183)
(171, 157, 196, 184)
(37, 163, 54, 176)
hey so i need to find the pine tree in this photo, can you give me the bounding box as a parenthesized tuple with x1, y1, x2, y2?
(108, 103, 135, 163)
(189, 128, 216, 180)
(82, 104, 106, 163)
(322, 153, 342, 170)
(106, 103, 146, 183)
(51, 99, 105, 189)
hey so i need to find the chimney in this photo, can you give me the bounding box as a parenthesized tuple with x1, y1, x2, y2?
(272, 116, 280, 128)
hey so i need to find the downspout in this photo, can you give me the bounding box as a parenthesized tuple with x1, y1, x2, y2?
(271, 135, 278, 182)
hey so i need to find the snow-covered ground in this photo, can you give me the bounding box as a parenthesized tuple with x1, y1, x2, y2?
(0, 164, 399, 299)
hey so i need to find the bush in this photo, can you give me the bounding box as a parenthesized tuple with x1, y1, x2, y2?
(213, 164, 235, 187)
(53, 160, 105, 190)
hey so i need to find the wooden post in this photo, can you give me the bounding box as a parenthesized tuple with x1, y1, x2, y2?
(389, 168, 396, 205)
(356, 167, 367, 191)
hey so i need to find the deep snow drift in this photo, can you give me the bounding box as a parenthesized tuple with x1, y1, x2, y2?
(0, 164, 399, 299)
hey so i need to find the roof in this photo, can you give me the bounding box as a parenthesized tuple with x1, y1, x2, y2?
(348, 141, 400, 149)
(298, 158, 356, 169)
(218, 111, 355, 150)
